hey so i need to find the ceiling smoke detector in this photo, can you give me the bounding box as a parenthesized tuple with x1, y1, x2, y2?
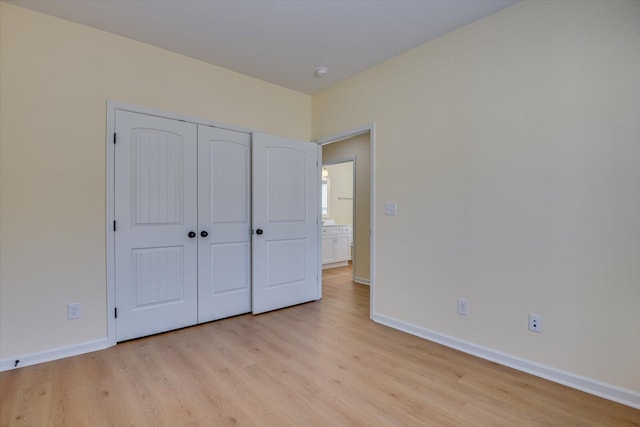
(315, 67, 329, 78)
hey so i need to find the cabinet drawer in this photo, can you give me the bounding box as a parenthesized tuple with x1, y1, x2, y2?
(322, 226, 343, 235)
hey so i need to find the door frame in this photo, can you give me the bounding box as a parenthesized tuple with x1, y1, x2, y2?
(105, 100, 254, 346)
(315, 123, 376, 318)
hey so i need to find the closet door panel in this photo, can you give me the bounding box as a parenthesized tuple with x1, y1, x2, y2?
(115, 111, 198, 341)
(252, 132, 319, 314)
(198, 126, 251, 322)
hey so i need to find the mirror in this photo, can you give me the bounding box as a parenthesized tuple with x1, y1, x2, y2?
(321, 179, 329, 216)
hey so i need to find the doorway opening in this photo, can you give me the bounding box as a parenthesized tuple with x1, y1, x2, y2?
(321, 160, 354, 273)
(317, 125, 375, 318)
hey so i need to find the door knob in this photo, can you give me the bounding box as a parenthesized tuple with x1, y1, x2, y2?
(188, 231, 196, 238)
(200, 231, 208, 238)
(256, 229, 263, 235)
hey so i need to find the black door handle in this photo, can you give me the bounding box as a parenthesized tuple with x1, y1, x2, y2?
(200, 231, 208, 238)
(188, 231, 196, 238)
(256, 229, 263, 235)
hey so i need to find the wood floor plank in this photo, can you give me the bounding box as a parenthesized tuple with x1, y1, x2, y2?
(1, 265, 639, 426)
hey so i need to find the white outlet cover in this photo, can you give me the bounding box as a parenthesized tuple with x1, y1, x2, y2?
(457, 298, 468, 316)
(68, 303, 81, 320)
(528, 313, 542, 332)
(385, 202, 397, 216)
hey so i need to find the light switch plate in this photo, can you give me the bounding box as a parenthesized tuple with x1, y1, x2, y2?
(385, 202, 397, 216)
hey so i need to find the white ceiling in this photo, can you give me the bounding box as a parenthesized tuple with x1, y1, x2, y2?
(9, 0, 520, 94)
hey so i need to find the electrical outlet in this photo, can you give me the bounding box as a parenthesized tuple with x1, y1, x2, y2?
(528, 313, 541, 333)
(457, 298, 468, 316)
(68, 303, 80, 320)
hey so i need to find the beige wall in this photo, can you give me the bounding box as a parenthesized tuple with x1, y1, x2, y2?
(323, 134, 371, 283)
(0, 2, 310, 359)
(324, 162, 353, 226)
(313, 0, 640, 392)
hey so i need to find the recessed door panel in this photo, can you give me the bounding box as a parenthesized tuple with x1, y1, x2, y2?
(266, 239, 307, 288)
(209, 140, 249, 224)
(132, 246, 184, 307)
(267, 148, 307, 222)
(208, 242, 249, 294)
(132, 130, 184, 225)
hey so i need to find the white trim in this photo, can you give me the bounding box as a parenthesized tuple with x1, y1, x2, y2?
(372, 312, 640, 410)
(316, 123, 376, 318)
(323, 156, 356, 167)
(106, 103, 116, 346)
(317, 144, 323, 301)
(322, 261, 349, 270)
(0, 338, 110, 372)
(354, 277, 370, 286)
(107, 101, 253, 134)
(314, 124, 372, 145)
(370, 124, 376, 318)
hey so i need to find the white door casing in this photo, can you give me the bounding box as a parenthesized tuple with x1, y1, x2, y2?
(114, 111, 198, 341)
(252, 132, 320, 314)
(197, 125, 251, 322)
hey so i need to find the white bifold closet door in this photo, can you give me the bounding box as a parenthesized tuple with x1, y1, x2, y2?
(114, 111, 319, 342)
(115, 111, 199, 341)
(251, 132, 320, 314)
(197, 125, 251, 323)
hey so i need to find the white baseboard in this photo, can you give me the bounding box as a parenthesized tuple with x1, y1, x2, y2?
(371, 312, 640, 410)
(0, 338, 111, 372)
(354, 277, 370, 285)
(322, 261, 349, 270)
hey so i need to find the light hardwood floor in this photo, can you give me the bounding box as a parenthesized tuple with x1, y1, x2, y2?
(1, 265, 639, 426)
